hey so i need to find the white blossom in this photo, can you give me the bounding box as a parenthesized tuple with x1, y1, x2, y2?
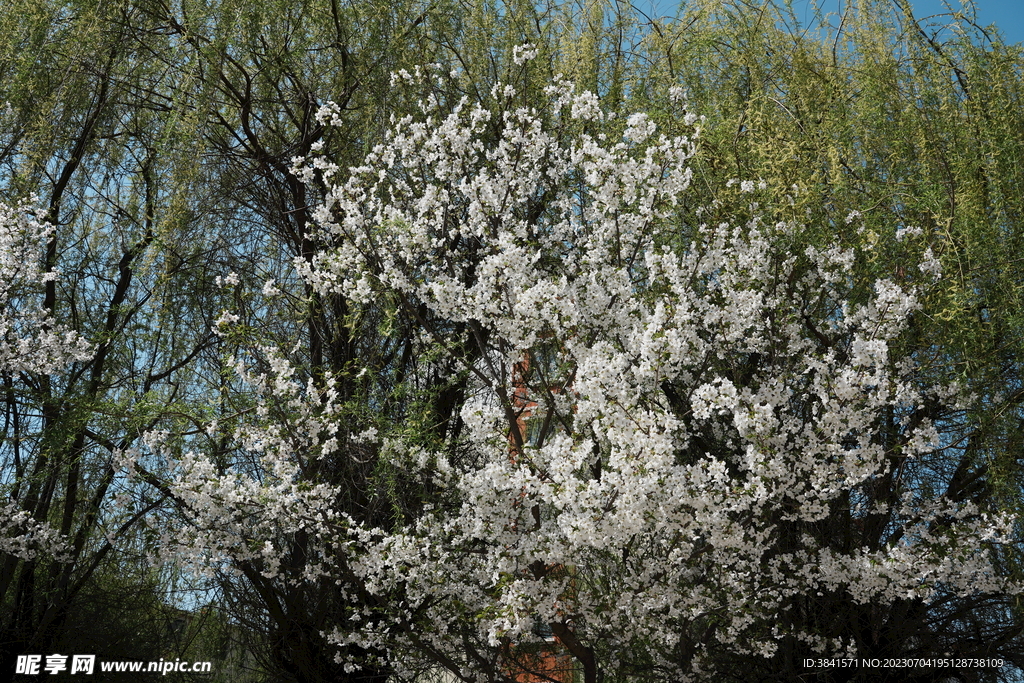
(145, 76, 1018, 682)
(512, 43, 538, 65)
(0, 199, 91, 562)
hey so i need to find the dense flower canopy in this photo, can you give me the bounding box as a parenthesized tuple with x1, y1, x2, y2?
(138, 68, 1020, 681)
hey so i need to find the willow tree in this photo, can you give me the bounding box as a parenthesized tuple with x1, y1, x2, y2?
(0, 0, 218, 668)
(0, 0, 461, 678)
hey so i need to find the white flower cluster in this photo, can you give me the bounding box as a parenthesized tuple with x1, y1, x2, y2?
(0, 200, 91, 564)
(134, 349, 348, 582)
(153, 76, 1014, 681)
(0, 501, 71, 562)
(511, 43, 538, 66)
(286, 79, 1015, 677)
(0, 199, 92, 374)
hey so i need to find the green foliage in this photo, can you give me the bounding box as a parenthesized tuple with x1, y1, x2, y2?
(2, 0, 1023, 681)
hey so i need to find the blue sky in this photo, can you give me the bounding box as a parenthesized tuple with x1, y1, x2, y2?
(643, 1, 1023, 46)
(909, 0, 1022, 44)
(790, 0, 1023, 45)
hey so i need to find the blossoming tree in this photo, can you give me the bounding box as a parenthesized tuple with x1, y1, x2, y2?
(0, 199, 90, 562)
(155, 59, 1021, 682)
